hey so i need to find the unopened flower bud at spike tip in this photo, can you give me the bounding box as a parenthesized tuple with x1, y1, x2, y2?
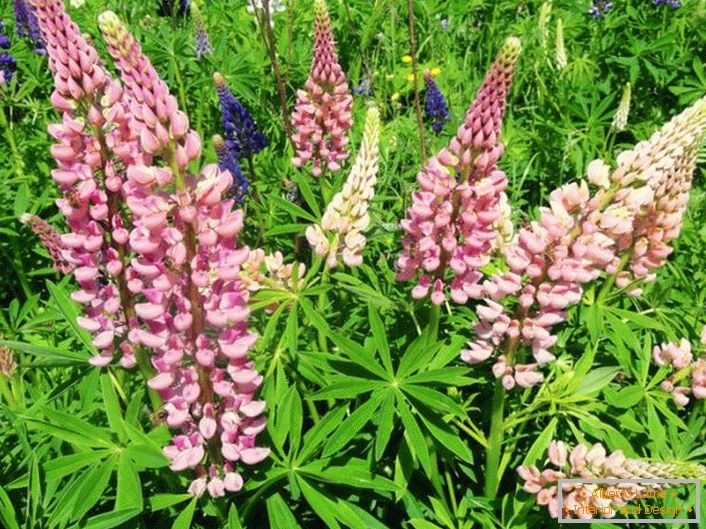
(612, 82, 631, 131)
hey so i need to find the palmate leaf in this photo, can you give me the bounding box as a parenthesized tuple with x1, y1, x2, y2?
(312, 313, 471, 473)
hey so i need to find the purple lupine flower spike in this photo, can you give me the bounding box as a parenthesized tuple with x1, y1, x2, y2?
(192, 3, 212, 59)
(12, 0, 45, 54)
(214, 72, 268, 159)
(0, 21, 16, 86)
(214, 135, 248, 203)
(424, 70, 450, 134)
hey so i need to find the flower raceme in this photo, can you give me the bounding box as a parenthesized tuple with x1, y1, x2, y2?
(31, 0, 268, 497)
(13, 0, 45, 54)
(518, 440, 706, 519)
(214, 72, 268, 161)
(291, 0, 353, 176)
(423, 70, 450, 134)
(21, 214, 74, 273)
(654, 333, 706, 406)
(462, 95, 706, 390)
(306, 104, 381, 268)
(396, 37, 521, 306)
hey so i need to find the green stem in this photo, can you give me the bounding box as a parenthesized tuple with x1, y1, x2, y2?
(484, 378, 506, 498)
(596, 252, 630, 306)
(171, 48, 189, 118)
(247, 154, 259, 202)
(427, 304, 440, 339)
(0, 104, 25, 181)
(299, 379, 321, 423)
(317, 266, 330, 353)
(406, 0, 427, 165)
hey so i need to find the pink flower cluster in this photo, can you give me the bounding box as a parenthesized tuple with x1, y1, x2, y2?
(29, 0, 139, 370)
(396, 37, 521, 306)
(291, 0, 353, 176)
(654, 330, 706, 406)
(32, 0, 268, 497)
(518, 440, 706, 520)
(461, 94, 706, 389)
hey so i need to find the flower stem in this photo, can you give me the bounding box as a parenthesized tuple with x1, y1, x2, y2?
(317, 265, 330, 353)
(427, 303, 440, 339)
(254, 0, 293, 139)
(484, 378, 506, 497)
(406, 0, 427, 165)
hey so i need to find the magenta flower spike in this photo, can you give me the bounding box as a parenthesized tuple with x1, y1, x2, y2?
(28, 0, 140, 369)
(462, 95, 706, 390)
(291, 0, 353, 176)
(396, 37, 521, 306)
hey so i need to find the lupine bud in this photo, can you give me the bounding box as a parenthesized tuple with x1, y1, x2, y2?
(291, 0, 353, 176)
(21, 214, 74, 273)
(306, 104, 381, 268)
(652, 335, 706, 405)
(98, 11, 201, 166)
(518, 440, 706, 520)
(538, 1, 552, 49)
(0, 346, 16, 377)
(397, 37, 521, 305)
(612, 82, 631, 131)
(555, 19, 567, 70)
(423, 70, 450, 134)
(240, 249, 306, 310)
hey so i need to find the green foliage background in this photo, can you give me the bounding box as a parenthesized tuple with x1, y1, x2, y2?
(1, 0, 706, 528)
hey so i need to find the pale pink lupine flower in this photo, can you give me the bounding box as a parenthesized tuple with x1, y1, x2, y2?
(653, 338, 692, 369)
(397, 37, 522, 306)
(291, 0, 353, 176)
(306, 104, 380, 268)
(653, 335, 706, 406)
(462, 95, 706, 389)
(518, 440, 706, 520)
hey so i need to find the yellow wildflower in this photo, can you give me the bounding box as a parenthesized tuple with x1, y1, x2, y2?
(402, 55, 412, 64)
